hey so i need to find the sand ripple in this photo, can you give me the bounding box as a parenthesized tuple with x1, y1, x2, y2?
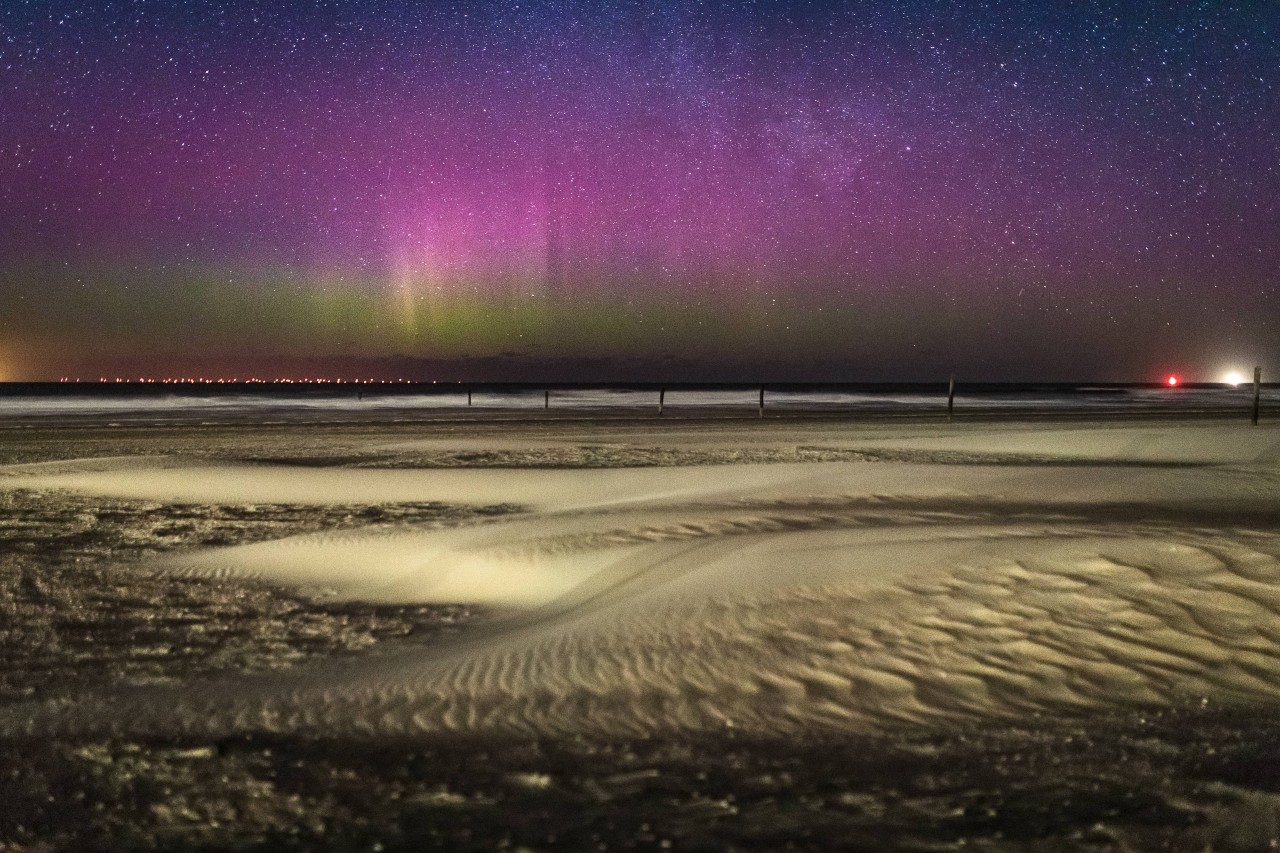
(4, 434, 1280, 741)
(6, 514, 1280, 741)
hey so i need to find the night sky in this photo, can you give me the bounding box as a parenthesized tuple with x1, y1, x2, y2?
(1, 0, 1276, 382)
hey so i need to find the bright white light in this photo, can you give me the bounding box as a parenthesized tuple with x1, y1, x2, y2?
(1223, 370, 1246, 387)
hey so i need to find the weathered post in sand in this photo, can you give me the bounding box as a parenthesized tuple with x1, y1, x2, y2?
(467, 388, 472, 406)
(1253, 366, 1262, 425)
(947, 373, 956, 423)
(758, 385, 765, 418)
(545, 389, 550, 410)
(659, 388, 665, 416)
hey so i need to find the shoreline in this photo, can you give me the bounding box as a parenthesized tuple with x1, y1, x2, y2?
(1, 406, 1271, 430)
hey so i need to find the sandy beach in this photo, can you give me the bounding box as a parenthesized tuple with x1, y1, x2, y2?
(3, 415, 1280, 850)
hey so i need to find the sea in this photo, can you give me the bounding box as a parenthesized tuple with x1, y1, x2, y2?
(0, 381, 1274, 426)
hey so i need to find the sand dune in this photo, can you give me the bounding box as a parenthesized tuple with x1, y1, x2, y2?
(3, 422, 1280, 741)
(2, 453, 1274, 511)
(836, 423, 1280, 464)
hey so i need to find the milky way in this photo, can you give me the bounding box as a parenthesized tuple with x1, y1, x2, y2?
(1, 1, 1276, 381)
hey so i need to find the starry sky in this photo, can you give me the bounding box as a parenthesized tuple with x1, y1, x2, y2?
(1, 0, 1276, 382)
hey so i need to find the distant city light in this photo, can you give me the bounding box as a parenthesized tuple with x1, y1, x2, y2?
(1223, 370, 1246, 387)
(62, 377, 419, 384)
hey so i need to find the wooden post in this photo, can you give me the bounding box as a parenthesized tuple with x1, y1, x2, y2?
(659, 388, 665, 416)
(467, 389, 472, 406)
(758, 385, 765, 418)
(1253, 366, 1262, 426)
(545, 389, 550, 410)
(947, 373, 956, 423)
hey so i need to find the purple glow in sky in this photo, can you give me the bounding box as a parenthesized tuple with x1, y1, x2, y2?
(1, 1, 1277, 381)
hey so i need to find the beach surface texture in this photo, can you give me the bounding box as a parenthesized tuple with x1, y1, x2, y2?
(3, 417, 1280, 849)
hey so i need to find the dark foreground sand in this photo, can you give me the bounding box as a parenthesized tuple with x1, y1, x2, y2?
(2, 418, 1280, 850)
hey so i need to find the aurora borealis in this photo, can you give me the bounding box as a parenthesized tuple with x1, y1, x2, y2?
(1, 1, 1277, 382)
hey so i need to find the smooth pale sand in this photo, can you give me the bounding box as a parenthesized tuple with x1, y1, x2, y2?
(3, 421, 1280, 739)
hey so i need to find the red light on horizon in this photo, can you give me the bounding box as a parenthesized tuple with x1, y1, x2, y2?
(1167, 375, 1180, 387)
